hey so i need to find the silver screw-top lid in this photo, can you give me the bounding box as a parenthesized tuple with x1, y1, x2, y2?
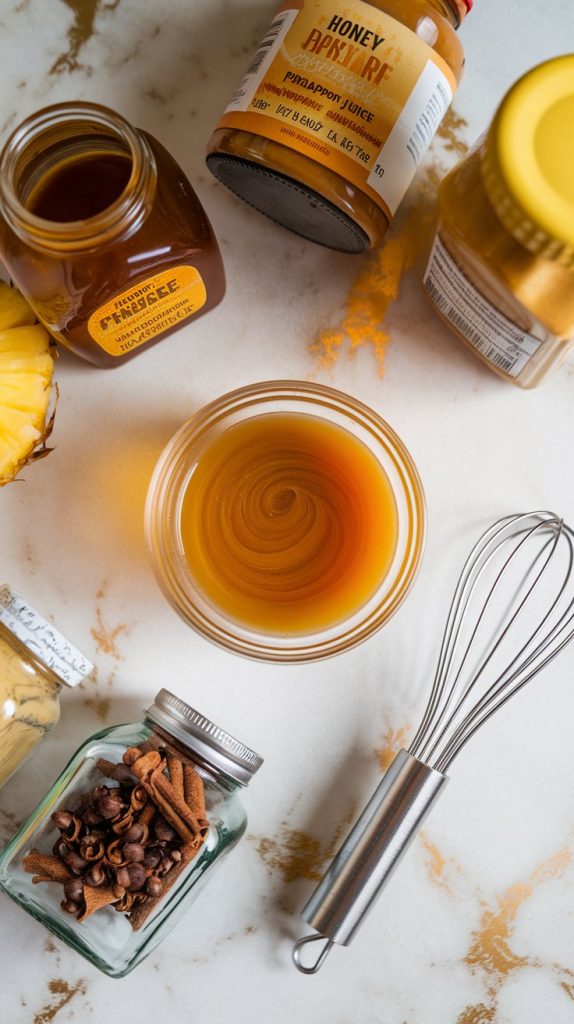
(145, 689, 264, 786)
(0, 585, 93, 687)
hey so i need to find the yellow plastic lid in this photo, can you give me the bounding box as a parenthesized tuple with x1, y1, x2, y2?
(482, 56, 574, 268)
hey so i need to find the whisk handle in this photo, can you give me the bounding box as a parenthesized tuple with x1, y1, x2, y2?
(294, 750, 447, 964)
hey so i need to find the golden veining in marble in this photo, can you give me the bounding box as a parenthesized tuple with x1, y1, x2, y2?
(32, 979, 87, 1024)
(82, 665, 115, 721)
(51, 0, 121, 74)
(418, 831, 463, 896)
(458, 846, 574, 1022)
(252, 802, 356, 886)
(90, 585, 129, 660)
(376, 724, 411, 772)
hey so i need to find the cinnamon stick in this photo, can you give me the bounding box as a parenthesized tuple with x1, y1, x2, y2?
(23, 850, 71, 884)
(167, 751, 184, 801)
(183, 763, 206, 821)
(77, 884, 119, 921)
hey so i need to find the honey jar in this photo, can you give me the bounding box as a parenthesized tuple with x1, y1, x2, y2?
(423, 57, 574, 387)
(0, 102, 225, 367)
(207, 0, 470, 252)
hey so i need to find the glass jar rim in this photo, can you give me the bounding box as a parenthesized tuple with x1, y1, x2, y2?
(145, 380, 426, 664)
(0, 101, 155, 253)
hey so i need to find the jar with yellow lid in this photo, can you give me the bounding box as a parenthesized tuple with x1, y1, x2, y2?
(423, 56, 574, 388)
(207, 0, 470, 253)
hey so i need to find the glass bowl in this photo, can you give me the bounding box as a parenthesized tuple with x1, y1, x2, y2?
(145, 380, 426, 663)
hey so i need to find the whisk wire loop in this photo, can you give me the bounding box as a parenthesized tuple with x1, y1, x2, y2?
(422, 520, 561, 767)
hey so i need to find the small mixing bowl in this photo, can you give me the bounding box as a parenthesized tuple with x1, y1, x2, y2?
(145, 380, 426, 663)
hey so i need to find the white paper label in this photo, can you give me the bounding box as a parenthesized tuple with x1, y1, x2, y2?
(0, 585, 93, 686)
(225, 9, 298, 113)
(367, 60, 453, 215)
(423, 235, 541, 378)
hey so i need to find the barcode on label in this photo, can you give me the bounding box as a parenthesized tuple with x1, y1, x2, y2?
(226, 9, 298, 113)
(423, 235, 541, 378)
(245, 14, 289, 76)
(367, 61, 453, 215)
(406, 80, 451, 166)
(424, 279, 515, 373)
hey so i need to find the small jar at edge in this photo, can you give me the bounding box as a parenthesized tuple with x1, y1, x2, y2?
(0, 585, 93, 790)
(423, 57, 574, 388)
(207, 0, 469, 253)
(0, 102, 225, 367)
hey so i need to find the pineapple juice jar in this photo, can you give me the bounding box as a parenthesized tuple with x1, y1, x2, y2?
(423, 57, 574, 387)
(207, 0, 470, 252)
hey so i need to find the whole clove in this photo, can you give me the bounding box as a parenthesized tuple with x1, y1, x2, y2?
(84, 863, 106, 887)
(123, 822, 144, 844)
(145, 876, 162, 898)
(52, 811, 73, 831)
(123, 863, 147, 891)
(82, 807, 103, 828)
(96, 792, 125, 820)
(154, 818, 177, 843)
(123, 843, 145, 863)
(61, 898, 81, 915)
(65, 851, 88, 876)
(63, 878, 84, 902)
(143, 848, 162, 870)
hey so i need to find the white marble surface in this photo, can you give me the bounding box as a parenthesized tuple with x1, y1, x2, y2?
(1, 1, 574, 1022)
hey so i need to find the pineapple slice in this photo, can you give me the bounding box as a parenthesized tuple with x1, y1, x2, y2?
(0, 285, 36, 331)
(0, 283, 55, 485)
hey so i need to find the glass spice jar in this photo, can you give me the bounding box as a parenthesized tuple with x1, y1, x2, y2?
(0, 102, 225, 367)
(207, 0, 470, 252)
(423, 56, 574, 388)
(0, 689, 263, 977)
(0, 584, 93, 790)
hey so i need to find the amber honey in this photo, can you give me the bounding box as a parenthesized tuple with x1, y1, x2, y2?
(179, 413, 398, 634)
(0, 102, 225, 366)
(27, 151, 132, 222)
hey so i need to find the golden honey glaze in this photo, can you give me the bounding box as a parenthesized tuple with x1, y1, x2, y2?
(27, 151, 132, 222)
(180, 412, 398, 634)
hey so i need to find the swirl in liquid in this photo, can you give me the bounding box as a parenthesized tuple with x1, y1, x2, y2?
(180, 413, 398, 635)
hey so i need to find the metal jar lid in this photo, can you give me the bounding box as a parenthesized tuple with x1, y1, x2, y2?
(0, 584, 93, 687)
(145, 689, 263, 786)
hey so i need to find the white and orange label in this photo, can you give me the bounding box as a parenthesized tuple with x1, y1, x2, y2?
(217, 0, 457, 218)
(88, 266, 207, 357)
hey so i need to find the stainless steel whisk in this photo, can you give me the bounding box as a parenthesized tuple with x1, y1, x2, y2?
(293, 511, 574, 974)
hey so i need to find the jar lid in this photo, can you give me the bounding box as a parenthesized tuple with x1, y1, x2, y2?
(146, 689, 264, 786)
(446, 0, 472, 23)
(0, 584, 93, 686)
(482, 56, 574, 269)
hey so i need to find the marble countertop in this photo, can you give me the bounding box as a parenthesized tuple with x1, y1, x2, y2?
(1, 1, 574, 1022)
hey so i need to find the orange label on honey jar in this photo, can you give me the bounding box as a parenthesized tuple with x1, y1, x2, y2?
(216, 0, 457, 218)
(88, 266, 207, 356)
